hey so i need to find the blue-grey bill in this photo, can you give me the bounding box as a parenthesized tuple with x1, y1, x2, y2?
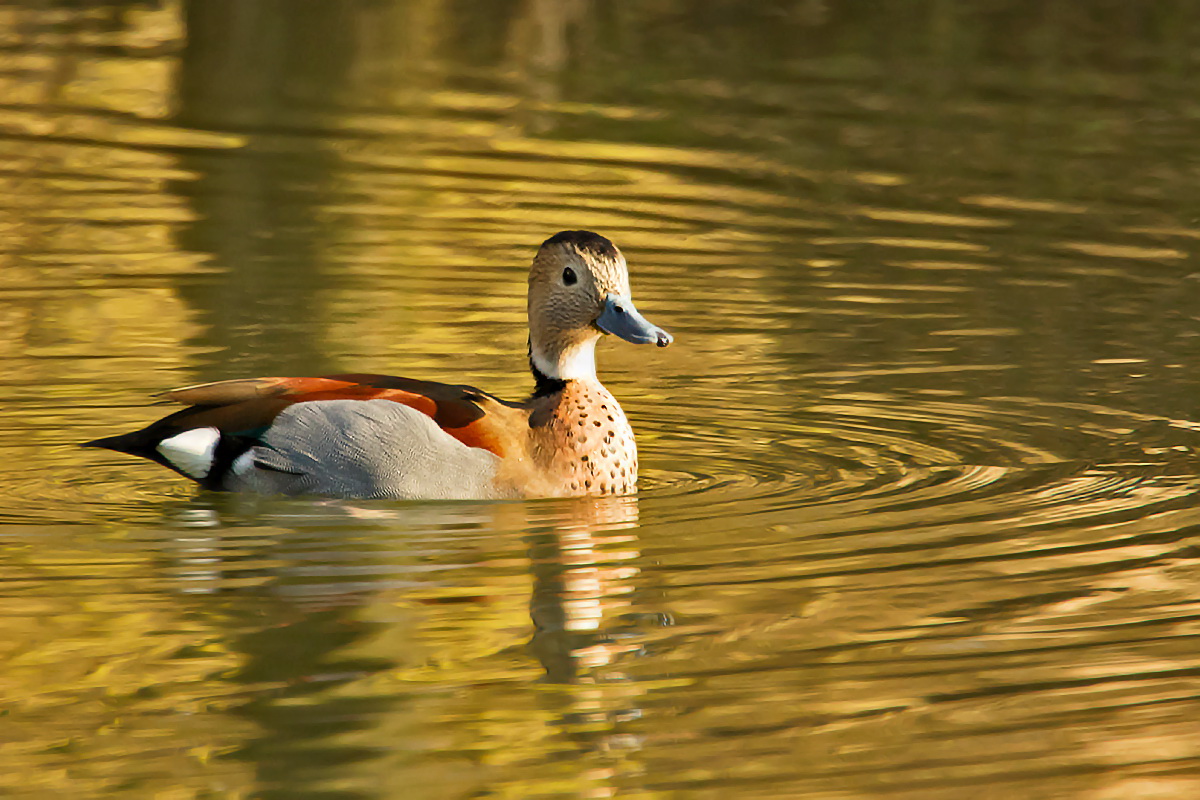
(596, 294, 673, 347)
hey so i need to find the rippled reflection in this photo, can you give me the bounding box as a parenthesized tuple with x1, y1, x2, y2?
(5, 1, 1200, 798)
(143, 494, 652, 799)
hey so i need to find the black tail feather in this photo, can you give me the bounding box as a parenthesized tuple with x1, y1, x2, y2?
(83, 421, 257, 491)
(81, 431, 156, 457)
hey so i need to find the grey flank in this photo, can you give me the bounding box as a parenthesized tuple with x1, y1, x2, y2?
(225, 399, 502, 499)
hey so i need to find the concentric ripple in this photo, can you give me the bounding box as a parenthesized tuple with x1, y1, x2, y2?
(639, 392, 1200, 542)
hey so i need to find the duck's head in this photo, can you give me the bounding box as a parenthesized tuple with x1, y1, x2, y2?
(528, 230, 672, 382)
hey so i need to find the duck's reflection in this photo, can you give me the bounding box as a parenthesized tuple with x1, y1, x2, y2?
(524, 496, 649, 799)
(527, 495, 642, 682)
(153, 492, 652, 799)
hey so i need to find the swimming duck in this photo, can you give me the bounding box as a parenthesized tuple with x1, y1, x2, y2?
(85, 231, 673, 499)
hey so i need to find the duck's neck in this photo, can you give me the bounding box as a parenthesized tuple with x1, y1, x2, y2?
(528, 335, 599, 391)
(530, 358, 568, 397)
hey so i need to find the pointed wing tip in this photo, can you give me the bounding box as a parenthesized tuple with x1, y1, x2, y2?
(159, 377, 291, 406)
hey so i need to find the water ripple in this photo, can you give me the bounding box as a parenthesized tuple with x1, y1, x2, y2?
(641, 395, 1200, 553)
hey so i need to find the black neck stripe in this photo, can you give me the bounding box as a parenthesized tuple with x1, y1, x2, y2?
(528, 341, 568, 397)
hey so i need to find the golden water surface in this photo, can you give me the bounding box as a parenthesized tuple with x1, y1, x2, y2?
(5, 2, 1200, 798)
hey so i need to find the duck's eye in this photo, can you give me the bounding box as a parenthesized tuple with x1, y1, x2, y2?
(562, 267, 577, 286)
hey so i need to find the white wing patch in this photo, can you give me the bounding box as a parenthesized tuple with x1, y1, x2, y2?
(157, 427, 220, 479)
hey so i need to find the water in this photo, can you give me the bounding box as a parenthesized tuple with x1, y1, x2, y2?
(4, 2, 1200, 797)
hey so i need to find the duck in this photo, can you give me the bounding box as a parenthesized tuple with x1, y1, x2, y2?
(84, 230, 673, 500)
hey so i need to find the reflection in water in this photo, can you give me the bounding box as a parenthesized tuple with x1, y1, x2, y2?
(521, 499, 651, 796)
(6, 1, 1200, 798)
(526, 497, 649, 800)
(152, 495, 650, 799)
(529, 496, 642, 681)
